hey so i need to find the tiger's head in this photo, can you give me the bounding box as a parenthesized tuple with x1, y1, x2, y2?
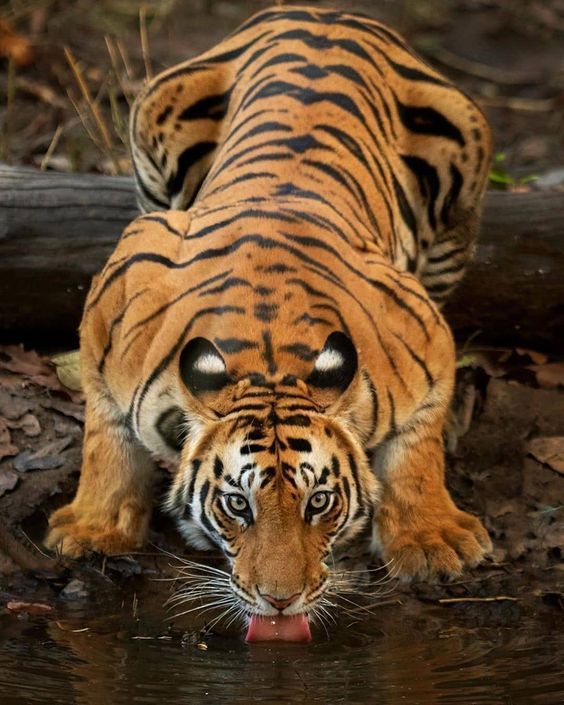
(166, 331, 380, 634)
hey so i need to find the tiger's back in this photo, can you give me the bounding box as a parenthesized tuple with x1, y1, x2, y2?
(131, 5, 491, 301)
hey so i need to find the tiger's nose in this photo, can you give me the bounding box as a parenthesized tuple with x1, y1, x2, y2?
(261, 592, 301, 611)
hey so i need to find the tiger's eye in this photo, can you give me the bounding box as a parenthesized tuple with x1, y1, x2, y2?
(307, 491, 330, 514)
(227, 494, 249, 515)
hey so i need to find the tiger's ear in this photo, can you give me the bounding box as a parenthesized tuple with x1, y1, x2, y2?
(306, 332, 358, 395)
(179, 337, 231, 397)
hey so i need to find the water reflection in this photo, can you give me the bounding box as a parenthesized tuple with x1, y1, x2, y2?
(1, 602, 562, 705)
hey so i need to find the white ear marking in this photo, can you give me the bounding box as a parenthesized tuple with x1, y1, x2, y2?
(315, 349, 344, 372)
(194, 353, 226, 375)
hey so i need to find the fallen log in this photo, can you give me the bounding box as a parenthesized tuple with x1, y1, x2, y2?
(0, 164, 563, 351)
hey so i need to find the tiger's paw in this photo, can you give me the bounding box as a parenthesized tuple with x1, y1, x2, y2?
(45, 504, 144, 558)
(377, 507, 492, 582)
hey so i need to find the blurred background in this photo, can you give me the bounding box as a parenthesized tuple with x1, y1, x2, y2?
(1, 0, 563, 188)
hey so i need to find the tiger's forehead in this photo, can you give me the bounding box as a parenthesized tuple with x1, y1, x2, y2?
(222, 419, 337, 493)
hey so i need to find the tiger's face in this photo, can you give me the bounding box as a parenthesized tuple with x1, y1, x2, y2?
(166, 332, 380, 624)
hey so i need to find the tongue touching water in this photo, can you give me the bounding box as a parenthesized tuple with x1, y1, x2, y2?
(245, 614, 312, 642)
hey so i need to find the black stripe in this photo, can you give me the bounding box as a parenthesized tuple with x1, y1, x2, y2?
(348, 453, 363, 509)
(254, 302, 279, 322)
(293, 312, 332, 328)
(427, 244, 468, 265)
(138, 214, 183, 237)
(331, 455, 341, 478)
(252, 51, 307, 75)
(243, 79, 367, 127)
(392, 173, 418, 243)
(178, 88, 232, 122)
(387, 58, 447, 86)
(440, 163, 464, 227)
(98, 288, 148, 372)
(213, 456, 224, 479)
(262, 330, 276, 375)
(280, 343, 318, 362)
(199, 276, 252, 296)
(401, 154, 440, 230)
(205, 170, 277, 199)
(214, 337, 259, 354)
(122, 271, 230, 342)
(365, 372, 379, 444)
(167, 141, 217, 198)
(199, 480, 216, 537)
(133, 161, 169, 209)
(186, 459, 202, 503)
(287, 438, 312, 452)
(271, 28, 383, 75)
(394, 96, 465, 146)
(156, 105, 173, 125)
(279, 414, 311, 427)
(387, 390, 397, 436)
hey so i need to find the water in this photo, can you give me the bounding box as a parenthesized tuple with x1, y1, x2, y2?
(1, 592, 562, 705)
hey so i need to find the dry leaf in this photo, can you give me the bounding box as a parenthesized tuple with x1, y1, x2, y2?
(0, 18, 34, 68)
(0, 389, 34, 420)
(528, 437, 564, 476)
(529, 362, 564, 390)
(0, 417, 19, 459)
(40, 398, 84, 424)
(51, 351, 82, 392)
(0, 468, 19, 496)
(0, 345, 47, 378)
(13, 435, 73, 472)
(6, 600, 54, 615)
(6, 412, 41, 437)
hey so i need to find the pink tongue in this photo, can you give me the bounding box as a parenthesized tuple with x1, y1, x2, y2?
(245, 614, 311, 643)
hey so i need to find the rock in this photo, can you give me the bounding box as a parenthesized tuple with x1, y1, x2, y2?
(534, 167, 564, 190)
(61, 578, 89, 600)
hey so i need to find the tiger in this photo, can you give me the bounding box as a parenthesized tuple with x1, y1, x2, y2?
(46, 5, 492, 638)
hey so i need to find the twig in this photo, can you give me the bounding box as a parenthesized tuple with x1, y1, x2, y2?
(19, 527, 53, 560)
(66, 88, 104, 152)
(438, 596, 519, 604)
(116, 39, 134, 81)
(16, 76, 67, 109)
(40, 124, 63, 170)
(429, 46, 542, 86)
(0, 58, 16, 162)
(64, 46, 120, 173)
(55, 622, 89, 633)
(105, 35, 133, 108)
(139, 5, 153, 81)
(477, 95, 555, 113)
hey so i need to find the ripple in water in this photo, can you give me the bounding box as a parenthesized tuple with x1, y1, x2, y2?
(0, 606, 562, 705)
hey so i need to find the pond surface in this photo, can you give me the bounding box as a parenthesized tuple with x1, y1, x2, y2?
(1, 590, 562, 705)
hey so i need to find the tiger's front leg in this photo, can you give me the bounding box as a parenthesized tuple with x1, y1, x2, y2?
(45, 404, 154, 558)
(374, 420, 492, 581)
